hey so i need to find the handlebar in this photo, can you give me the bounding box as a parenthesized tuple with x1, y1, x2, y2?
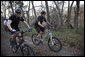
(12, 29, 32, 34)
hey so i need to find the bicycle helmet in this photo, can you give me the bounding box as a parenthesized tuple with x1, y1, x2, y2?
(41, 11, 46, 14)
(15, 8, 22, 14)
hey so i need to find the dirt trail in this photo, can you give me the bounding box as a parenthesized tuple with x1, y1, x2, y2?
(1, 31, 84, 56)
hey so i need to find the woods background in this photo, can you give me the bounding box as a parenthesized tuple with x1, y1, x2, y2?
(1, 1, 84, 56)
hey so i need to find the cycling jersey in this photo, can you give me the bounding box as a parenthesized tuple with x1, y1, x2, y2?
(35, 16, 47, 27)
(34, 16, 47, 33)
(9, 14, 24, 31)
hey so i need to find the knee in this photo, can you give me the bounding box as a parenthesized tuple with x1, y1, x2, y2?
(19, 37, 22, 40)
(18, 33, 21, 36)
(12, 34, 16, 38)
(40, 31, 42, 34)
(39, 31, 43, 35)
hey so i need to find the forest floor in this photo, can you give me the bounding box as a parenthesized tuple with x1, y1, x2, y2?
(1, 27, 84, 56)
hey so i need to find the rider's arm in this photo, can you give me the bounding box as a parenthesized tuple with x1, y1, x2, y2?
(38, 21, 44, 28)
(46, 21, 51, 26)
(44, 18, 51, 26)
(23, 21, 31, 28)
(20, 17, 31, 29)
(7, 20, 14, 31)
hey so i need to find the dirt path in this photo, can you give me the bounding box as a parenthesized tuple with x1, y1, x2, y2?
(1, 31, 84, 56)
(1, 31, 23, 56)
(24, 36, 84, 56)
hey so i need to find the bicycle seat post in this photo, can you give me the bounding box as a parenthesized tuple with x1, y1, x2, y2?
(42, 33, 47, 41)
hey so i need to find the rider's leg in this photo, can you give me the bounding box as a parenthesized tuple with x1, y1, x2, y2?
(12, 33, 22, 46)
(38, 30, 45, 40)
(11, 33, 18, 45)
(35, 27, 42, 39)
(18, 33, 22, 45)
(38, 31, 43, 40)
(38, 26, 45, 39)
(12, 34, 17, 42)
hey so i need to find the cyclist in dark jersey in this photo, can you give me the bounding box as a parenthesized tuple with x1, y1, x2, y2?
(7, 8, 32, 45)
(34, 11, 51, 41)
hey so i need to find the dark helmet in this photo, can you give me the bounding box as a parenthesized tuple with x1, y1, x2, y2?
(41, 11, 46, 14)
(15, 8, 22, 14)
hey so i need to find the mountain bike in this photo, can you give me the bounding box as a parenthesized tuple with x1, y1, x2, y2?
(9, 29, 36, 56)
(32, 26, 62, 52)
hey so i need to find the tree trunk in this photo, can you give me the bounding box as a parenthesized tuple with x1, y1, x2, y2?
(2, 1, 6, 18)
(54, 1, 62, 29)
(9, 1, 14, 14)
(67, 1, 70, 28)
(74, 1, 80, 33)
(14, 1, 17, 10)
(4, 1, 6, 18)
(45, 1, 50, 22)
(69, 1, 74, 20)
(27, 1, 30, 24)
(41, 1, 43, 11)
(61, 1, 64, 26)
(66, 1, 74, 28)
(31, 1, 37, 20)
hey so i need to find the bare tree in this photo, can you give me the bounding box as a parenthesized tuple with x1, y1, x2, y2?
(70, 1, 74, 16)
(27, 1, 30, 24)
(1, 1, 7, 18)
(54, 1, 62, 29)
(66, 1, 74, 28)
(31, 1, 37, 20)
(9, 1, 14, 14)
(45, 1, 50, 22)
(61, 1, 64, 26)
(74, 1, 80, 33)
(66, 1, 70, 28)
(41, 1, 43, 11)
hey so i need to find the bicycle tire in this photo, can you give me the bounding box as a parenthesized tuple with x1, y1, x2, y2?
(48, 37, 62, 52)
(9, 38, 17, 53)
(21, 44, 36, 56)
(32, 33, 40, 45)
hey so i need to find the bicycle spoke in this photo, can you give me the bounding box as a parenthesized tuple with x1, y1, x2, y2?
(32, 33, 40, 45)
(22, 45, 35, 56)
(48, 37, 62, 52)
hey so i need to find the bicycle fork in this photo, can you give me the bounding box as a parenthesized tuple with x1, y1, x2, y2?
(49, 33, 55, 46)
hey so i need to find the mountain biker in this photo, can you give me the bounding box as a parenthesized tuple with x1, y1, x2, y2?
(7, 8, 32, 45)
(34, 11, 51, 41)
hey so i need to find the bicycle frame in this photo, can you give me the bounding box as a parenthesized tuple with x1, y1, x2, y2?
(39, 27, 55, 45)
(14, 29, 32, 45)
(41, 29, 53, 41)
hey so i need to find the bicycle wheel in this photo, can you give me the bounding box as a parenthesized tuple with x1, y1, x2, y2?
(32, 33, 40, 45)
(9, 38, 17, 53)
(21, 44, 35, 56)
(48, 37, 62, 52)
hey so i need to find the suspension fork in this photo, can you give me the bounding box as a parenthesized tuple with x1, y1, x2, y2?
(49, 33, 55, 45)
